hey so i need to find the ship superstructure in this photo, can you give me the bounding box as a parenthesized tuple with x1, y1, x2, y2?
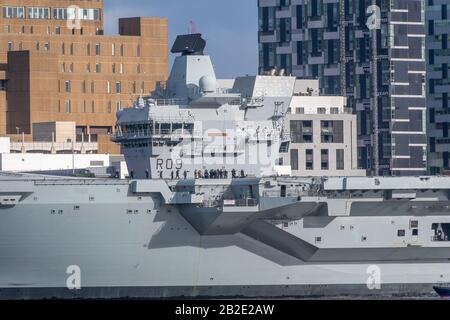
(2, 34, 450, 299)
(113, 34, 292, 179)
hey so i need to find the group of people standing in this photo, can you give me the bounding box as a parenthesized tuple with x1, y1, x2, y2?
(156, 168, 248, 180)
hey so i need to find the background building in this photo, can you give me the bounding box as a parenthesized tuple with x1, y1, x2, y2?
(427, 0, 450, 175)
(0, 0, 168, 153)
(258, 0, 427, 176)
(280, 79, 365, 177)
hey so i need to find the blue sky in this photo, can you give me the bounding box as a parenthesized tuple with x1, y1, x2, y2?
(104, 0, 258, 78)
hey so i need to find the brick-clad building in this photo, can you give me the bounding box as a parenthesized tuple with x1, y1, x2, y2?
(0, 0, 168, 153)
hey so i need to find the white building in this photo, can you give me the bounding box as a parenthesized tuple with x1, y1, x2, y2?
(0, 137, 110, 173)
(279, 83, 365, 177)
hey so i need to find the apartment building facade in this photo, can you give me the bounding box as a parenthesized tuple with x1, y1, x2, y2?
(281, 92, 365, 177)
(258, 0, 427, 176)
(0, 0, 168, 153)
(427, 0, 450, 175)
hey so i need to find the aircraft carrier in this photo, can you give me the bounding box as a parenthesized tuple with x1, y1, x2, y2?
(1, 34, 450, 299)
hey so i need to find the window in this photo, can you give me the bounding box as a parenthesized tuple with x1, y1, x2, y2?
(295, 107, 304, 114)
(120, 63, 124, 74)
(115, 81, 121, 93)
(3, 6, 25, 19)
(7, 41, 13, 51)
(65, 81, 71, 93)
(44, 42, 50, 51)
(116, 101, 122, 111)
(432, 223, 450, 242)
(306, 149, 313, 170)
(336, 149, 344, 170)
(137, 64, 141, 74)
(95, 63, 101, 73)
(108, 101, 112, 113)
(95, 43, 101, 55)
(111, 43, 115, 56)
(412, 229, 419, 236)
(120, 44, 124, 56)
(86, 63, 91, 73)
(137, 44, 141, 57)
(83, 101, 87, 113)
(112, 64, 116, 73)
(87, 43, 91, 55)
(321, 149, 329, 170)
(61, 43, 65, 55)
(91, 101, 95, 113)
(53, 8, 68, 20)
(90, 81, 95, 93)
(290, 149, 299, 170)
(65, 100, 71, 113)
(70, 43, 74, 55)
(331, 107, 339, 114)
(28, 7, 49, 19)
(397, 230, 405, 237)
(55, 26, 61, 35)
(82, 81, 86, 94)
(290, 120, 313, 143)
(107, 81, 111, 94)
(3, 25, 10, 33)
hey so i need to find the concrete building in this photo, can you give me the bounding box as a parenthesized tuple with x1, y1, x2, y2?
(427, 0, 450, 175)
(279, 81, 365, 177)
(0, 0, 168, 153)
(0, 136, 109, 172)
(258, 0, 427, 176)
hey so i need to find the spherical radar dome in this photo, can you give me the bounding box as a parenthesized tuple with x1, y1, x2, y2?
(199, 75, 217, 93)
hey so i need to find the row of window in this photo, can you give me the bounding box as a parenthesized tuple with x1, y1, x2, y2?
(3, 6, 101, 21)
(59, 100, 122, 114)
(290, 120, 345, 144)
(61, 80, 146, 95)
(61, 62, 142, 75)
(4, 24, 102, 36)
(290, 148, 345, 171)
(6, 40, 142, 57)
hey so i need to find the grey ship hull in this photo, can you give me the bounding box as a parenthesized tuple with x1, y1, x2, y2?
(0, 176, 447, 299)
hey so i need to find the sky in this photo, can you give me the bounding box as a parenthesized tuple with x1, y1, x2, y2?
(104, 0, 259, 79)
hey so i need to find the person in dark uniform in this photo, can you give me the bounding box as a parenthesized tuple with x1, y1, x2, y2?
(224, 169, 228, 179)
(209, 169, 214, 179)
(171, 171, 174, 180)
(219, 169, 223, 179)
(145, 170, 149, 179)
(240, 169, 245, 178)
(194, 170, 198, 179)
(176, 170, 180, 180)
(231, 169, 236, 179)
(159, 171, 163, 179)
(183, 170, 188, 179)
(204, 169, 209, 179)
